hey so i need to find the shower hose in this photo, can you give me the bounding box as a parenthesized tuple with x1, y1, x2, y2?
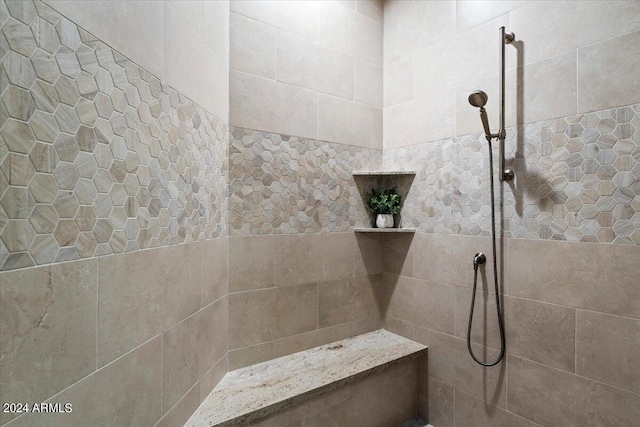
(467, 136, 506, 367)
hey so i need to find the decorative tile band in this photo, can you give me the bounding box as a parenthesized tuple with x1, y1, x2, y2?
(0, 0, 228, 270)
(229, 127, 381, 235)
(384, 104, 640, 244)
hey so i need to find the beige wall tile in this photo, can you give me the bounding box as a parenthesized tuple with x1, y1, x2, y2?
(356, 0, 383, 24)
(274, 322, 353, 358)
(505, 297, 575, 372)
(168, 0, 203, 35)
(201, 237, 228, 307)
(164, 2, 228, 121)
(0, 260, 97, 426)
(162, 298, 227, 410)
(353, 233, 384, 276)
(228, 283, 317, 349)
(455, 340, 507, 408)
(508, 355, 640, 427)
(425, 376, 454, 427)
(413, 326, 457, 385)
(230, 70, 318, 139)
(383, 55, 413, 108)
(318, 94, 382, 150)
(318, 274, 384, 328)
(508, 239, 640, 319)
(274, 233, 353, 286)
(383, 89, 455, 149)
(384, 274, 456, 334)
(230, 12, 275, 79)
(319, 1, 382, 66)
(229, 235, 275, 292)
(230, 0, 318, 42)
(202, 0, 230, 62)
(352, 315, 382, 335)
(413, 233, 502, 289)
(506, 51, 577, 126)
(154, 382, 200, 427)
(578, 30, 640, 113)
(383, 315, 414, 340)
(354, 59, 382, 109)
(199, 353, 227, 401)
(382, 233, 414, 277)
(43, 0, 164, 77)
(456, 1, 528, 34)
(98, 243, 201, 365)
(455, 287, 503, 350)
(228, 341, 275, 371)
(276, 30, 354, 100)
(7, 336, 163, 427)
(382, 0, 415, 26)
(454, 389, 537, 427)
(576, 310, 639, 393)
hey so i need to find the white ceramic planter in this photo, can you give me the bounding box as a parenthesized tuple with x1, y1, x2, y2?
(376, 214, 394, 228)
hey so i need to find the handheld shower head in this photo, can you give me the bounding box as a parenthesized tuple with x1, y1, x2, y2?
(468, 90, 488, 108)
(468, 90, 493, 141)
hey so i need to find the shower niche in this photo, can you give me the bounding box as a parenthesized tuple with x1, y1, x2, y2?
(352, 170, 416, 233)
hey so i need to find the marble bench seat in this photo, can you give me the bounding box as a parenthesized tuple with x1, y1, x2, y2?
(185, 330, 428, 427)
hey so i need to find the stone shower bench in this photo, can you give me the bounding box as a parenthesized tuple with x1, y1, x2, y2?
(185, 330, 428, 427)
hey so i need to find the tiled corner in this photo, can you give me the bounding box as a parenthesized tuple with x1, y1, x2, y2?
(0, 0, 228, 271)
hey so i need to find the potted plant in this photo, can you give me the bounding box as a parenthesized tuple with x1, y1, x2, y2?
(366, 187, 402, 228)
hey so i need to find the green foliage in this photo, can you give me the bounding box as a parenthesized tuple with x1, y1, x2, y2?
(366, 187, 402, 215)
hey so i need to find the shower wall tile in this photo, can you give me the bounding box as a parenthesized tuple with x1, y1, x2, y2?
(229, 235, 275, 292)
(201, 237, 228, 306)
(578, 30, 640, 113)
(383, 274, 456, 335)
(228, 127, 381, 235)
(383, 55, 413, 108)
(575, 310, 640, 393)
(0, 259, 97, 426)
(318, 94, 382, 149)
(356, 0, 383, 24)
(508, 239, 640, 319)
(229, 71, 318, 140)
(229, 12, 275, 79)
(317, 274, 384, 328)
(227, 283, 318, 350)
(97, 242, 202, 366)
(277, 31, 354, 101)
(507, 355, 640, 427)
(228, 341, 274, 371)
(162, 297, 228, 411)
(6, 335, 163, 427)
(155, 383, 200, 427)
(354, 59, 383, 109)
(454, 389, 537, 427)
(455, 1, 527, 34)
(0, 0, 229, 272)
(425, 377, 454, 427)
(273, 322, 353, 359)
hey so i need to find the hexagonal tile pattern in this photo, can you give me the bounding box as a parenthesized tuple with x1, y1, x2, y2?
(0, 0, 227, 270)
(384, 105, 640, 244)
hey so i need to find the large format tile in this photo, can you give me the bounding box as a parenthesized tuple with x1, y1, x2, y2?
(164, 2, 228, 120)
(201, 237, 228, 306)
(229, 235, 275, 292)
(384, 55, 413, 108)
(230, 71, 318, 140)
(412, 326, 457, 385)
(277, 30, 354, 100)
(0, 259, 97, 426)
(155, 383, 200, 427)
(43, 0, 164, 77)
(576, 310, 639, 393)
(454, 389, 537, 427)
(455, 287, 503, 351)
(318, 274, 384, 328)
(578, 30, 640, 113)
(274, 322, 353, 358)
(354, 59, 382, 109)
(228, 283, 317, 349)
(384, 274, 456, 334)
(8, 336, 163, 427)
(456, 1, 527, 34)
(508, 355, 640, 427)
(230, 0, 318, 42)
(228, 341, 275, 371)
(274, 232, 353, 286)
(508, 239, 640, 319)
(318, 94, 382, 150)
(424, 376, 454, 427)
(230, 12, 275, 79)
(162, 298, 227, 411)
(98, 243, 201, 365)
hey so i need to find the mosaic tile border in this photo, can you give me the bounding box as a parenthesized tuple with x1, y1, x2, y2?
(229, 127, 381, 235)
(383, 104, 640, 244)
(0, 0, 228, 270)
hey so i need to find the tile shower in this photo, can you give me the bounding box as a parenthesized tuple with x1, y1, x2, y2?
(0, 1, 638, 427)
